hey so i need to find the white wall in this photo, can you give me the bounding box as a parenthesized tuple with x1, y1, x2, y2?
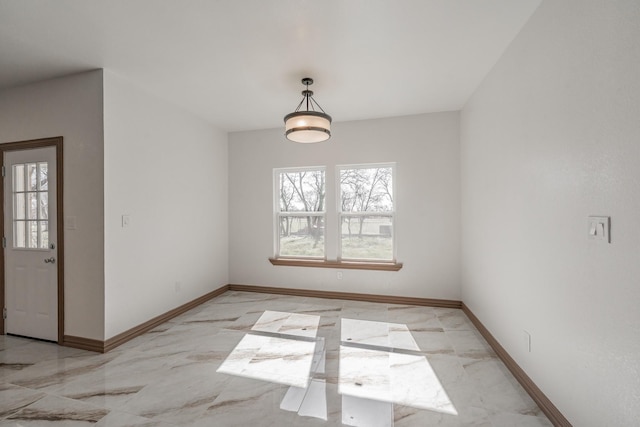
(229, 112, 460, 300)
(103, 71, 228, 339)
(460, 1, 640, 425)
(0, 70, 106, 340)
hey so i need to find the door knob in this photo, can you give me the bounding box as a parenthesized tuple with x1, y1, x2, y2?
(44, 257, 55, 264)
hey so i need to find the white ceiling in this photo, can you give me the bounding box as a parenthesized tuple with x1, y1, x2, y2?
(0, 0, 541, 132)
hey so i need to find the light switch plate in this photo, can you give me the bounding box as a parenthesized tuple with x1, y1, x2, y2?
(588, 216, 610, 243)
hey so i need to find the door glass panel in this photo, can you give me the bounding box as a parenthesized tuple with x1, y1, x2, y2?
(39, 193, 48, 220)
(13, 165, 25, 192)
(27, 221, 38, 248)
(14, 193, 26, 219)
(38, 162, 48, 190)
(12, 161, 49, 249)
(14, 221, 25, 248)
(27, 163, 38, 191)
(27, 192, 38, 220)
(39, 221, 49, 248)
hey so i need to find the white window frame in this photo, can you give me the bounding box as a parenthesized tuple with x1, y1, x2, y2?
(337, 162, 396, 263)
(12, 161, 51, 250)
(273, 166, 326, 260)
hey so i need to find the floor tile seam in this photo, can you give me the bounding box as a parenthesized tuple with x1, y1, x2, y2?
(486, 406, 549, 420)
(339, 341, 429, 357)
(108, 406, 180, 425)
(120, 397, 211, 425)
(246, 330, 322, 343)
(447, 338, 496, 353)
(472, 380, 539, 407)
(5, 392, 112, 422)
(50, 372, 157, 398)
(0, 392, 47, 421)
(99, 410, 180, 427)
(0, 381, 43, 392)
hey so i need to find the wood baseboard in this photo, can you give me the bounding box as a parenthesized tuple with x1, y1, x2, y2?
(61, 285, 230, 353)
(63, 335, 105, 353)
(461, 303, 571, 427)
(103, 284, 230, 352)
(228, 284, 462, 308)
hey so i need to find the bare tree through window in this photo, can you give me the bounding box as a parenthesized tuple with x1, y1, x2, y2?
(339, 165, 394, 261)
(274, 164, 395, 262)
(276, 168, 325, 258)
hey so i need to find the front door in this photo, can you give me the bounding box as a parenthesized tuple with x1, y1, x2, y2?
(3, 147, 58, 341)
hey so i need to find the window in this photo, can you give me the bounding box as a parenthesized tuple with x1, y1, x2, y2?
(275, 167, 325, 258)
(12, 162, 50, 249)
(271, 163, 400, 271)
(339, 164, 394, 262)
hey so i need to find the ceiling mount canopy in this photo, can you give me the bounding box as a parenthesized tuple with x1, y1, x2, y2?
(284, 77, 332, 143)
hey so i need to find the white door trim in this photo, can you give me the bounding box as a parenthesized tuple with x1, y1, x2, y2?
(0, 137, 64, 344)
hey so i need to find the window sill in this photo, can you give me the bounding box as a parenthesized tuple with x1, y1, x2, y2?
(268, 258, 403, 271)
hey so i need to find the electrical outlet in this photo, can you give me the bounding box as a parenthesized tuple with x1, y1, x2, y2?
(337, 271, 343, 280)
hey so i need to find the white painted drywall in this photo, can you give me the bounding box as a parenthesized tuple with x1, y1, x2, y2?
(229, 112, 460, 300)
(103, 71, 228, 339)
(0, 70, 106, 340)
(461, 1, 640, 425)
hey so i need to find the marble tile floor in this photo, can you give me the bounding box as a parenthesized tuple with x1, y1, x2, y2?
(0, 291, 553, 426)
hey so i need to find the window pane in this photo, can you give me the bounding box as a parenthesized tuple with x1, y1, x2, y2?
(279, 216, 324, 257)
(38, 162, 48, 190)
(27, 192, 38, 219)
(27, 163, 38, 191)
(340, 167, 393, 212)
(14, 221, 25, 248)
(27, 221, 38, 248)
(39, 221, 49, 249)
(341, 216, 393, 260)
(39, 192, 49, 220)
(279, 170, 325, 212)
(10, 162, 51, 251)
(14, 193, 26, 220)
(13, 164, 25, 192)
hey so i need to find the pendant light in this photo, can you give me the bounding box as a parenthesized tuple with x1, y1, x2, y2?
(284, 77, 332, 143)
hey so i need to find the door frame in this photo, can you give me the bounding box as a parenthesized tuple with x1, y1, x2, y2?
(0, 136, 64, 344)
